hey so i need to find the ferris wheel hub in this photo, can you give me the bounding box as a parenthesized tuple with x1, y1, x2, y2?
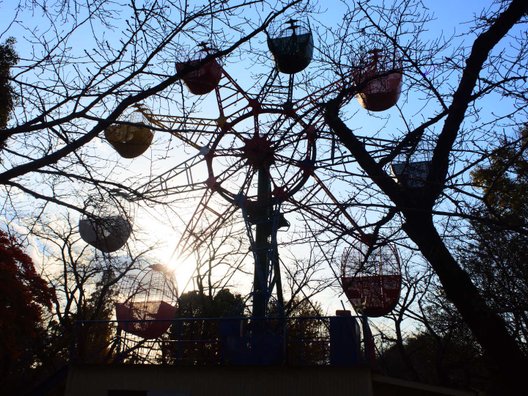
(242, 135, 275, 169)
(272, 186, 288, 201)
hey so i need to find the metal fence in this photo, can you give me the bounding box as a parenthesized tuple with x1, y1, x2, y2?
(72, 315, 374, 367)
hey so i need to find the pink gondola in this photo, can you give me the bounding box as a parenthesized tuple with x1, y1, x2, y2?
(116, 264, 178, 339)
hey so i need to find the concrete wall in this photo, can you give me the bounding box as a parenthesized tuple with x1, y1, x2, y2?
(66, 365, 479, 396)
(372, 375, 479, 396)
(65, 365, 374, 396)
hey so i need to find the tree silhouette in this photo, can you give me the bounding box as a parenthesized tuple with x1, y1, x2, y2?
(323, 1, 527, 393)
(0, 230, 55, 392)
(461, 126, 528, 347)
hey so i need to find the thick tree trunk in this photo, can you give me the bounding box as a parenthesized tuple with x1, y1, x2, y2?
(323, 2, 528, 392)
(324, 103, 528, 392)
(402, 212, 526, 394)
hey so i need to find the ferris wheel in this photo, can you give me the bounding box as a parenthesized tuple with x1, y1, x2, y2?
(91, 17, 407, 321)
(161, 29, 321, 319)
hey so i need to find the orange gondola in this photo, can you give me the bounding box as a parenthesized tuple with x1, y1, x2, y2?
(354, 49, 403, 112)
(105, 109, 153, 159)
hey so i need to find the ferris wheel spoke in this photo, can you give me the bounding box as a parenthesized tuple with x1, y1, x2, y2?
(211, 148, 244, 158)
(292, 71, 353, 112)
(276, 145, 311, 164)
(219, 68, 253, 103)
(176, 188, 238, 257)
(268, 169, 300, 196)
(235, 166, 258, 198)
(288, 194, 351, 237)
(256, 68, 281, 101)
(268, 170, 310, 202)
(145, 113, 220, 150)
(266, 112, 315, 153)
(261, 114, 293, 142)
(273, 131, 309, 156)
(215, 69, 255, 119)
(291, 171, 365, 239)
(222, 128, 250, 147)
(210, 118, 254, 153)
(275, 125, 315, 170)
(217, 162, 258, 203)
(266, 123, 298, 147)
(271, 152, 307, 178)
(134, 153, 208, 202)
(210, 155, 248, 181)
(208, 156, 253, 201)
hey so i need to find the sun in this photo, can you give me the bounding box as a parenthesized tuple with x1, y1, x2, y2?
(133, 207, 197, 294)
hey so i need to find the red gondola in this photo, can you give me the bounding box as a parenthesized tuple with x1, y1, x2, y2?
(176, 46, 222, 95)
(341, 236, 401, 317)
(115, 264, 178, 339)
(354, 49, 403, 112)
